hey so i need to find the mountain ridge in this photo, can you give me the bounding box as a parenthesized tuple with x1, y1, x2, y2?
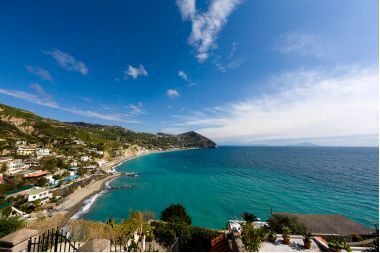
(0, 103, 217, 158)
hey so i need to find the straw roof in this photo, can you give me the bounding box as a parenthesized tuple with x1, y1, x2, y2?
(274, 212, 375, 235)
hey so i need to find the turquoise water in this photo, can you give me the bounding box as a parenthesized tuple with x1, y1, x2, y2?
(83, 147, 379, 229)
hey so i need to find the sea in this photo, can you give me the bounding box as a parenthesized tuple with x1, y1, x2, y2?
(80, 146, 379, 229)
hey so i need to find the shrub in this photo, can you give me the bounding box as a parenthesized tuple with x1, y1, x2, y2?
(153, 223, 176, 247)
(0, 216, 25, 238)
(328, 240, 350, 251)
(160, 204, 191, 225)
(282, 226, 292, 236)
(267, 214, 306, 234)
(241, 224, 268, 251)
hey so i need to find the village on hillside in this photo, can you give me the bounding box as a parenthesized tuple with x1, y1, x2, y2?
(0, 137, 149, 220)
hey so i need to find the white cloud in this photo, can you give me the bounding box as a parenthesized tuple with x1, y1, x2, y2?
(79, 96, 92, 103)
(178, 70, 189, 81)
(167, 89, 180, 98)
(128, 102, 147, 116)
(274, 31, 322, 57)
(29, 83, 52, 101)
(124, 64, 148, 79)
(215, 56, 245, 72)
(26, 66, 53, 82)
(176, 0, 242, 62)
(43, 49, 89, 75)
(0, 87, 58, 108)
(0, 86, 139, 123)
(169, 65, 379, 146)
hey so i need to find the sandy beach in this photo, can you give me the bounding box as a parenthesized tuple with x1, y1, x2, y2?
(55, 174, 117, 216)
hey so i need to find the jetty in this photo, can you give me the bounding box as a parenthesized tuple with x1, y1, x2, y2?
(123, 172, 138, 177)
(107, 185, 133, 191)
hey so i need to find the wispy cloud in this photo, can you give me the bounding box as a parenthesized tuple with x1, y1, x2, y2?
(167, 89, 180, 98)
(29, 83, 52, 101)
(178, 69, 196, 86)
(0, 86, 139, 123)
(43, 49, 89, 75)
(79, 96, 92, 103)
(215, 56, 245, 72)
(0, 87, 58, 108)
(168, 65, 379, 146)
(124, 64, 148, 79)
(176, 0, 242, 62)
(229, 41, 237, 59)
(178, 70, 189, 82)
(274, 31, 322, 57)
(26, 66, 53, 82)
(127, 102, 147, 116)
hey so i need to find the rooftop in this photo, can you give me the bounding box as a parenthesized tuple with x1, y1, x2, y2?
(24, 170, 49, 178)
(274, 212, 375, 235)
(5, 185, 34, 196)
(28, 187, 49, 195)
(260, 235, 321, 252)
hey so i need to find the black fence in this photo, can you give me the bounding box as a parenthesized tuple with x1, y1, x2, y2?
(27, 228, 80, 252)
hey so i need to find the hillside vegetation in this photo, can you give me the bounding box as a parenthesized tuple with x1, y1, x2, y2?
(0, 103, 216, 158)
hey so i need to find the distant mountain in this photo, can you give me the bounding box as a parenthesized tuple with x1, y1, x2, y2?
(0, 103, 217, 156)
(287, 142, 320, 147)
(177, 131, 217, 148)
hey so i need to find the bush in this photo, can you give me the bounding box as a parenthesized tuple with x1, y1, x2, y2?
(267, 214, 306, 235)
(328, 240, 351, 251)
(160, 204, 191, 225)
(0, 216, 25, 238)
(184, 227, 220, 251)
(242, 224, 268, 251)
(153, 223, 176, 247)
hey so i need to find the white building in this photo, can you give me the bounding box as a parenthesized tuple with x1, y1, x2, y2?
(97, 159, 107, 167)
(80, 156, 90, 162)
(90, 148, 104, 155)
(35, 148, 50, 158)
(69, 161, 78, 167)
(16, 147, 35, 156)
(27, 187, 51, 205)
(0, 157, 12, 165)
(7, 159, 28, 175)
(44, 174, 57, 185)
(16, 140, 27, 146)
(73, 139, 85, 145)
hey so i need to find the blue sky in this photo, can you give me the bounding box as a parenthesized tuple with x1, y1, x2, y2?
(0, 0, 378, 146)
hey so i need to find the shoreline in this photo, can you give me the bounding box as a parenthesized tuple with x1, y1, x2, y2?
(65, 147, 195, 220)
(54, 174, 118, 221)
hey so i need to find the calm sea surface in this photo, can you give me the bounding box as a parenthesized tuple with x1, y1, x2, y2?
(82, 146, 379, 229)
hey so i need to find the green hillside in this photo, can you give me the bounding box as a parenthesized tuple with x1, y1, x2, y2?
(0, 103, 216, 158)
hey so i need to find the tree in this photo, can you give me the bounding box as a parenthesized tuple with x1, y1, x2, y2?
(168, 221, 192, 249)
(1, 205, 12, 217)
(153, 223, 176, 247)
(241, 223, 267, 252)
(36, 177, 49, 187)
(1, 163, 8, 173)
(241, 212, 257, 223)
(160, 204, 191, 225)
(0, 216, 25, 238)
(267, 214, 306, 234)
(77, 168, 87, 177)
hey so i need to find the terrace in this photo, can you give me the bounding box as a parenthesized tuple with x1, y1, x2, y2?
(274, 212, 375, 235)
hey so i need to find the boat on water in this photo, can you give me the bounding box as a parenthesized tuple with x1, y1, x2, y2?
(123, 172, 138, 177)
